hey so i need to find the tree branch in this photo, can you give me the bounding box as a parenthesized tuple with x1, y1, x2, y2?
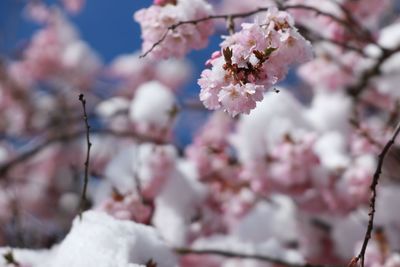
(140, 4, 355, 58)
(175, 247, 341, 267)
(0, 129, 166, 179)
(355, 121, 400, 267)
(348, 44, 400, 98)
(78, 94, 92, 218)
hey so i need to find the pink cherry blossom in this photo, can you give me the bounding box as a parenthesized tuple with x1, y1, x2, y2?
(134, 0, 215, 59)
(62, 0, 86, 14)
(96, 193, 152, 223)
(13, 10, 101, 89)
(199, 7, 312, 116)
(186, 111, 233, 176)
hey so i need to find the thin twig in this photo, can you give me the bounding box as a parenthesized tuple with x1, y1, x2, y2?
(140, 4, 353, 58)
(355, 121, 400, 267)
(78, 94, 92, 219)
(175, 247, 341, 267)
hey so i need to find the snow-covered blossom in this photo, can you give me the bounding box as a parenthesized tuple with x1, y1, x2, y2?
(96, 193, 152, 223)
(371, 22, 400, 99)
(136, 143, 178, 199)
(186, 111, 233, 176)
(134, 0, 215, 59)
(199, 8, 312, 116)
(152, 160, 206, 246)
(103, 143, 178, 200)
(230, 89, 376, 213)
(1, 211, 178, 267)
(129, 81, 178, 139)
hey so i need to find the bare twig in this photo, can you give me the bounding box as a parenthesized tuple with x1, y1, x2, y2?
(140, 4, 353, 58)
(354, 121, 400, 267)
(78, 94, 92, 219)
(175, 247, 341, 267)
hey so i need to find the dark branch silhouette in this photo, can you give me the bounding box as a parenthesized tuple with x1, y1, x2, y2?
(0, 129, 167, 179)
(355, 121, 400, 267)
(78, 94, 92, 218)
(348, 44, 400, 98)
(175, 247, 342, 267)
(140, 4, 360, 58)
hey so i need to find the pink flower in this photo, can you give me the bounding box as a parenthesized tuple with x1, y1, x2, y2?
(62, 0, 85, 14)
(134, 0, 215, 59)
(186, 111, 233, 176)
(96, 193, 152, 223)
(13, 11, 101, 88)
(199, 56, 226, 110)
(198, 8, 312, 116)
(218, 83, 264, 116)
(267, 134, 323, 194)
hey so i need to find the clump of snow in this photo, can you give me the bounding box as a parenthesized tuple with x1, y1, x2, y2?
(152, 160, 206, 246)
(313, 131, 350, 170)
(96, 97, 130, 118)
(129, 81, 178, 136)
(232, 195, 298, 244)
(0, 248, 53, 267)
(230, 89, 309, 162)
(305, 92, 352, 134)
(0, 211, 177, 267)
(49, 211, 177, 267)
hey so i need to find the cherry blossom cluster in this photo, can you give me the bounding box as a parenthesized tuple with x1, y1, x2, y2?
(199, 8, 312, 116)
(11, 10, 101, 90)
(134, 0, 215, 59)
